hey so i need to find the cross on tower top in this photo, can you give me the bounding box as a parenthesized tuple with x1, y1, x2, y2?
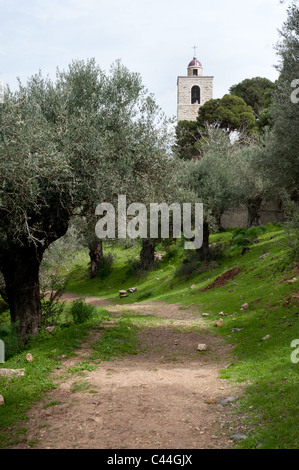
(193, 44, 197, 58)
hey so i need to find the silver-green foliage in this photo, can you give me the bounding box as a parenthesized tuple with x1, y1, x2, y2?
(0, 59, 175, 252)
(185, 128, 244, 226)
(264, 2, 299, 193)
(0, 58, 177, 337)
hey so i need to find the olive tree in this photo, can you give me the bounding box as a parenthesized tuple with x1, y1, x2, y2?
(233, 142, 273, 227)
(0, 86, 72, 341)
(263, 2, 299, 196)
(184, 128, 244, 258)
(0, 59, 174, 341)
(229, 77, 276, 119)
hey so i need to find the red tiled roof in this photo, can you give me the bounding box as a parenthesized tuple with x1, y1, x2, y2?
(188, 58, 202, 67)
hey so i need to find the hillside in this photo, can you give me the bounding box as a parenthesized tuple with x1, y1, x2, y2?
(0, 223, 298, 449)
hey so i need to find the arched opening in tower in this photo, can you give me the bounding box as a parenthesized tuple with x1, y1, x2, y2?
(191, 85, 200, 104)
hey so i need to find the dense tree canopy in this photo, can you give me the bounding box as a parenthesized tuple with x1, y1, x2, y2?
(0, 59, 176, 341)
(175, 94, 256, 160)
(229, 77, 276, 117)
(182, 128, 244, 257)
(1, 2, 298, 345)
(196, 94, 256, 133)
(263, 2, 299, 196)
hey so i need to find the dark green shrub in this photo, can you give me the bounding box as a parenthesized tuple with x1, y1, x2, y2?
(160, 246, 181, 263)
(126, 257, 146, 277)
(175, 242, 221, 279)
(175, 258, 200, 279)
(98, 253, 115, 279)
(137, 290, 154, 301)
(246, 225, 267, 239)
(69, 299, 96, 324)
(230, 225, 267, 251)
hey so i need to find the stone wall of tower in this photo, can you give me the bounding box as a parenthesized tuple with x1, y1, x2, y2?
(177, 75, 214, 122)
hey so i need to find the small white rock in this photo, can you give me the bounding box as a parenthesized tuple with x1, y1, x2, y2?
(220, 396, 238, 405)
(0, 369, 25, 378)
(26, 353, 33, 362)
(197, 344, 208, 351)
(45, 326, 56, 333)
(258, 253, 270, 261)
(230, 433, 248, 442)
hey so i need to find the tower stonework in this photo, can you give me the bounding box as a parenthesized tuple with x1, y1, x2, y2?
(177, 57, 213, 122)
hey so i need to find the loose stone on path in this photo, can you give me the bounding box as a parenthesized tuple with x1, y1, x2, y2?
(220, 397, 239, 406)
(230, 433, 248, 442)
(0, 369, 25, 378)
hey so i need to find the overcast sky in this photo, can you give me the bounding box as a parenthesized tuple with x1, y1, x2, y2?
(0, 0, 289, 119)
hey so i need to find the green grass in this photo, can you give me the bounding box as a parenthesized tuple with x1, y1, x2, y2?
(0, 223, 298, 449)
(63, 223, 299, 448)
(0, 306, 112, 448)
(0, 302, 142, 448)
(0, 321, 91, 447)
(43, 400, 64, 408)
(70, 379, 90, 393)
(91, 317, 140, 361)
(66, 361, 97, 374)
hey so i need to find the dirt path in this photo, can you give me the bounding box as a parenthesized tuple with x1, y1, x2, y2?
(12, 296, 249, 449)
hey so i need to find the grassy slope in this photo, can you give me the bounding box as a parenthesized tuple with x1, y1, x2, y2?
(0, 224, 298, 449)
(0, 320, 94, 447)
(65, 224, 299, 449)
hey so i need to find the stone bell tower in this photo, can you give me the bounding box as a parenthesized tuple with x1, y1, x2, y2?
(177, 53, 214, 122)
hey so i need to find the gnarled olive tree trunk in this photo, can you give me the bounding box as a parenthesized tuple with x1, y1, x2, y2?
(89, 238, 103, 279)
(247, 196, 263, 227)
(0, 216, 68, 343)
(1, 245, 43, 343)
(140, 239, 156, 270)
